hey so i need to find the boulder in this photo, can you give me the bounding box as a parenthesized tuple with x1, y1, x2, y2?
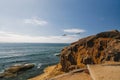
(0, 72, 16, 78)
(0, 63, 35, 78)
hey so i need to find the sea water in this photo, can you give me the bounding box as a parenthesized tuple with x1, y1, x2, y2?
(0, 43, 68, 80)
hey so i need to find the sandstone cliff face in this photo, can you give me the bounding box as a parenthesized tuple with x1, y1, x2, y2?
(60, 30, 120, 72)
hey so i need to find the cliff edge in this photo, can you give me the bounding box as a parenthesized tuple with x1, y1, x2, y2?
(29, 30, 120, 80)
(60, 30, 120, 72)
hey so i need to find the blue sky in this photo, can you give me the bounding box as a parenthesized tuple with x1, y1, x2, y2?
(0, 0, 120, 43)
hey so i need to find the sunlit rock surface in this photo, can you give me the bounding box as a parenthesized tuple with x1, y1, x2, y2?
(60, 30, 120, 72)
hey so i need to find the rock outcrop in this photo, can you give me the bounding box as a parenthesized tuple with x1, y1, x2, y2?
(0, 63, 35, 78)
(60, 30, 120, 72)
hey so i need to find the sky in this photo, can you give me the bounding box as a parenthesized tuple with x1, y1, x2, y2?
(0, 0, 120, 43)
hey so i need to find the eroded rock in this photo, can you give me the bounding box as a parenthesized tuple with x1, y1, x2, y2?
(60, 30, 120, 72)
(0, 63, 35, 78)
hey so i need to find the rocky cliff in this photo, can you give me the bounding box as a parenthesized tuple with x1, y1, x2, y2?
(60, 30, 120, 72)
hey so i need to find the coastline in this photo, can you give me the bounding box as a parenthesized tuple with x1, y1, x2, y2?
(29, 64, 64, 80)
(29, 30, 120, 80)
(28, 64, 90, 80)
(29, 61, 120, 80)
(0, 43, 67, 80)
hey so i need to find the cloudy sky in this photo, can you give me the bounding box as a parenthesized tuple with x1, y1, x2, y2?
(0, 0, 120, 43)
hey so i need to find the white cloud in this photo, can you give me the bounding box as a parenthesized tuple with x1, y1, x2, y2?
(24, 17, 48, 26)
(64, 28, 86, 33)
(0, 31, 79, 43)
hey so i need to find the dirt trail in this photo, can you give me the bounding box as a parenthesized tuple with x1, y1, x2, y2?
(88, 62, 120, 80)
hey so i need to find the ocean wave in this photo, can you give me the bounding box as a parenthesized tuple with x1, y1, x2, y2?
(54, 53, 60, 56)
(0, 52, 46, 59)
(0, 43, 67, 80)
(0, 70, 4, 74)
(37, 63, 42, 69)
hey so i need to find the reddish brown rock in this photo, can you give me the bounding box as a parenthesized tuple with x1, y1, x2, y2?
(60, 30, 120, 72)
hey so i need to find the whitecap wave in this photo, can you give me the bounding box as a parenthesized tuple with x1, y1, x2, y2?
(37, 63, 42, 69)
(54, 53, 60, 56)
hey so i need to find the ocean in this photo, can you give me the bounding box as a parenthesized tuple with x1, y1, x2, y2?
(0, 43, 69, 80)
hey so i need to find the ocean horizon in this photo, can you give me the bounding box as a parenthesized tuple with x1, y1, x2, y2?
(0, 43, 69, 80)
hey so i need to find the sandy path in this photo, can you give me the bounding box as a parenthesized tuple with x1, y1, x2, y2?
(50, 72, 92, 80)
(49, 68, 92, 80)
(88, 62, 120, 80)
